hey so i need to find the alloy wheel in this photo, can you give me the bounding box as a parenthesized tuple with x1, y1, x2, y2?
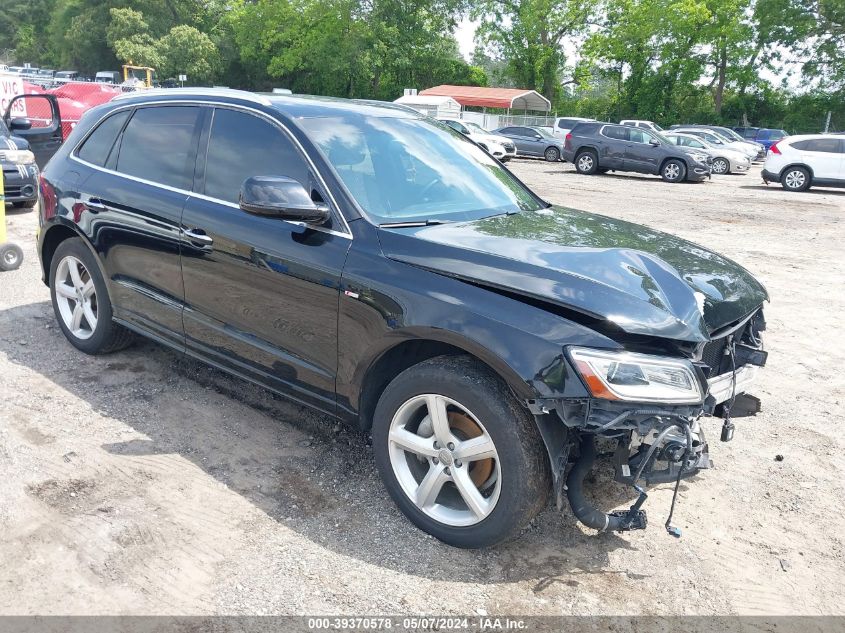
(664, 163, 681, 180)
(387, 393, 501, 527)
(577, 154, 594, 172)
(54, 255, 98, 340)
(712, 158, 729, 174)
(785, 170, 806, 189)
(545, 147, 559, 162)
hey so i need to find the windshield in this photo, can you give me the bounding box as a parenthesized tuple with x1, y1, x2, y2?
(533, 127, 555, 139)
(298, 114, 543, 225)
(651, 123, 664, 131)
(719, 128, 745, 142)
(464, 121, 489, 134)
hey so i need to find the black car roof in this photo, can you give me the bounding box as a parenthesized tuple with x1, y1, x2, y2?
(109, 88, 422, 120)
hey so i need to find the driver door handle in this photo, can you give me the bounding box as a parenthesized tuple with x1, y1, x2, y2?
(183, 228, 214, 247)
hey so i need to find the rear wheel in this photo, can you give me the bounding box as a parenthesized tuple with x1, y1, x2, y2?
(372, 356, 550, 548)
(712, 157, 730, 174)
(544, 147, 560, 162)
(575, 150, 598, 175)
(781, 166, 811, 192)
(661, 158, 687, 182)
(49, 238, 134, 354)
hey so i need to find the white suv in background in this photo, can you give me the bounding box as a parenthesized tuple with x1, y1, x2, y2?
(763, 134, 845, 192)
(620, 119, 663, 133)
(553, 116, 595, 138)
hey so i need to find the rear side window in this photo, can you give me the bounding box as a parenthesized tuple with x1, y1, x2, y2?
(796, 138, 842, 153)
(557, 118, 577, 128)
(77, 110, 130, 166)
(203, 108, 310, 204)
(602, 126, 628, 141)
(115, 106, 201, 190)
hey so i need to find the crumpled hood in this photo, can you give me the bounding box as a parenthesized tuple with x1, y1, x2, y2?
(379, 206, 768, 342)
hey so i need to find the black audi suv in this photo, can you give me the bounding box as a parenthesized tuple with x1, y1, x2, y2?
(34, 89, 767, 547)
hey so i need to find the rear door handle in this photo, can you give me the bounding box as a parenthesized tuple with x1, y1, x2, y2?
(183, 228, 214, 247)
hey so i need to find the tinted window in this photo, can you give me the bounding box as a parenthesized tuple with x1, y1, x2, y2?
(515, 127, 535, 136)
(204, 108, 310, 204)
(801, 138, 842, 153)
(557, 118, 577, 128)
(115, 106, 200, 189)
(499, 127, 519, 135)
(603, 126, 628, 141)
(77, 110, 130, 166)
(298, 114, 542, 224)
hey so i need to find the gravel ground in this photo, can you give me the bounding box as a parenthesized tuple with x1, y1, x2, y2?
(0, 161, 843, 617)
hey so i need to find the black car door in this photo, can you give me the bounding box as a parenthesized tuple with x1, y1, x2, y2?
(3, 94, 63, 168)
(72, 104, 204, 349)
(180, 106, 351, 415)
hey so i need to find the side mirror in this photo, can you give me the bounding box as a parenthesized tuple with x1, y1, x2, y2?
(649, 139, 660, 146)
(534, 135, 542, 140)
(9, 118, 32, 131)
(239, 176, 330, 225)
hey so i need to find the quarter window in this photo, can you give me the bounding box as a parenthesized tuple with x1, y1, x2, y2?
(77, 110, 130, 166)
(115, 106, 201, 190)
(203, 108, 310, 204)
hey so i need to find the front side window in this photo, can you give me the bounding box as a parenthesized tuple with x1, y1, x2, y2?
(203, 108, 309, 204)
(115, 106, 201, 190)
(77, 109, 130, 166)
(629, 128, 656, 144)
(298, 113, 543, 225)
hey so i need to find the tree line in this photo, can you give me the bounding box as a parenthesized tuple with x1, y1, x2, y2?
(1, 0, 842, 131)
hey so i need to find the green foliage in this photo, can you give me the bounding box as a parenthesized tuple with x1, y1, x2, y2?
(0, 0, 840, 132)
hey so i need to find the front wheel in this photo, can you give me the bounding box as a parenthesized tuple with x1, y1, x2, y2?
(372, 356, 550, 548)
(544, 147, 560, 162)
(661, 159, 687, 182)
(712, 157, 730, 174)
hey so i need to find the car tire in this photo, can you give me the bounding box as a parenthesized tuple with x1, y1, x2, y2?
(49, 238, 135, 355)
(712, 158, 730, 174)
(12, 200, 38, 209)
(372, 355, 551, 548)
(544, 147, 560, 162)
(575, 150, 598, 175)
(781, 166, 811, 192)
(661, 159, 687, 182)
(0, 243, 24, 271)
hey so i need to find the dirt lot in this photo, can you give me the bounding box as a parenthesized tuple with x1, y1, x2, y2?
(1, 162, 843, 617)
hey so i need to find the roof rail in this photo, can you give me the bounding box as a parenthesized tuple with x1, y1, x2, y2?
(112, 87, 272, 106)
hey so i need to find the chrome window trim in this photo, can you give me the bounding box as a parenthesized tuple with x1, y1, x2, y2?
(599, 124, 627, 142)
(68, 98, 353, 239)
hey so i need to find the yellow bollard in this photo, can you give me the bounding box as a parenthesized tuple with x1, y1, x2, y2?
(0, 170, 25, 271)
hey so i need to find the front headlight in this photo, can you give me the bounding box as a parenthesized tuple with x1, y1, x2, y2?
(689, 152, 708, 163)
(0, 149, 35, 165)
(569, 347, 704, 404)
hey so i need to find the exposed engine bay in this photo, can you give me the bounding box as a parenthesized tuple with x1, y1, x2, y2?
(535, 307, 768, 537)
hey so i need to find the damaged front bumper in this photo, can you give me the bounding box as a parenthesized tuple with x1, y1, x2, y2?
(532, 309, 767, 536)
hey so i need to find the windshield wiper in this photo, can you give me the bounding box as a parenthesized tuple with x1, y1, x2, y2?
(379, 219, 453, 228)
